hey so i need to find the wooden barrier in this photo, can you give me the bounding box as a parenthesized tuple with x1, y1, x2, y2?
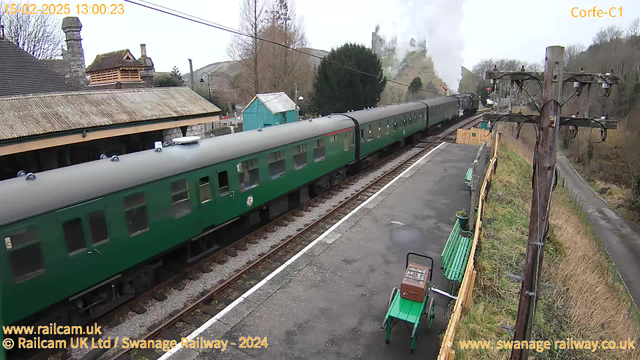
(437, 133, 500, 360)
(456, 128, 493, 146)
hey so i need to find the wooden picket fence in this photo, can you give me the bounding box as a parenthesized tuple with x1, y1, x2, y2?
(456, 128, 493, 146)
(437, 133, 500, 359)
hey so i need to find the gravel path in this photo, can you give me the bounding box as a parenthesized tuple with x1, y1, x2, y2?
(71, 145, 424, 359)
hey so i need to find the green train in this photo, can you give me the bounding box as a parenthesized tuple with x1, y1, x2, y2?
(0, 96, 476, 338)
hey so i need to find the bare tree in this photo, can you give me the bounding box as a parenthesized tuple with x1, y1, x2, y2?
(593, 25, 623, 45)
(471, 59, 494, 79)
(565, 43, 585, 68)
(228, 0, 267, 99)
(0, 1, 63, 59)
(627, 18, 640, 38)
(260, 0, 309, 97)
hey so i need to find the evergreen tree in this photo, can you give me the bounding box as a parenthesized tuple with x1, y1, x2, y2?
(311, 43, 386, 115)
(409, 77, 422, 93)
(170, 66, 184, 84)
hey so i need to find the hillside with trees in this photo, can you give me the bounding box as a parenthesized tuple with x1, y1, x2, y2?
(561, 21, 640, 222)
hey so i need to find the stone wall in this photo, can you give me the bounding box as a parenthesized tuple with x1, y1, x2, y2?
(162, 124, 205, 143)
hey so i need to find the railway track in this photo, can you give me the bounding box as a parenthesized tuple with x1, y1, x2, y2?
(96, 113, 485, 360)
(13, 113, 483, 360)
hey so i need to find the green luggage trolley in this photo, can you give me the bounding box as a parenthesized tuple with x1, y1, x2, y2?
(381, 253, 436, 353)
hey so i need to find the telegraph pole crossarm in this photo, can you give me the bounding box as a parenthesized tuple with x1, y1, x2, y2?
(483, 113, 618, 129)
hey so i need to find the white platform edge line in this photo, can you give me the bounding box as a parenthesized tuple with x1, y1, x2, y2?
(158, 141, 446, 359)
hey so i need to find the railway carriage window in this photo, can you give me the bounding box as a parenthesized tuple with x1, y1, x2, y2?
(269, 150, 286, 179)
(314, 139, 326, 162)
(5, 225, 36, 248)
(367, 125, 373, 142)
(63, 218, 86, 254)
(344, 133, 349, 151)
(330, 134, 338, 143)
(171, 179, 191, 218)
(386, 120, 390, 135)
(88, 211, 109, 244)
(6, 226, 44, 282)
(293, 144, 307, 170)
(350, 131, 355, 147)
(238, 158, 259, 190)
(377, 123, 382, 138)
(361, 129, 365, 143)
(393, 119, 398, 131)
(124, 192, 149, 236)
(218, 172, 229, 196)
(199, 177, 212, 203)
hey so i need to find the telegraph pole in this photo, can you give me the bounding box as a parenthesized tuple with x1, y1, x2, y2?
(484, 46, 620, 360)
(510, 46, 563, 360)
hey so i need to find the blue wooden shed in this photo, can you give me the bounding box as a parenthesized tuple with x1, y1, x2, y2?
(242, 92, 297, 131)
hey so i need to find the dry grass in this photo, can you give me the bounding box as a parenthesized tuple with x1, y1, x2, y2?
(549, 192, 640, 358)
(454, 136, 639, 359)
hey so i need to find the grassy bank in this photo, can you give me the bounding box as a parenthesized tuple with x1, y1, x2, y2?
(453, 139, 639, 360)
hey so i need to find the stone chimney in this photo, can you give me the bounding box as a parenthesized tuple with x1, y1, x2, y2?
(138, 43, 155, 87)
(61, 17, 87, 86)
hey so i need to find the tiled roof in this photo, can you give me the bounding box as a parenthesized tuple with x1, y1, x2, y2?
(0, 37, 84, 97)
(0, 87, 221, 141)
(86, 49, 143, 72)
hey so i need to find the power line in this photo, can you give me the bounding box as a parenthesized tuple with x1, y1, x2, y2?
(123, 0, 436, 92)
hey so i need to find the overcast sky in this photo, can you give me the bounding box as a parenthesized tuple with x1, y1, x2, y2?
(39, 0, 640, 78)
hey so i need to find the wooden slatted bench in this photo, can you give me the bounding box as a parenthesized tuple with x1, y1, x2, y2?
(464, 167, 473, 190)
(441, 219, 473, 284)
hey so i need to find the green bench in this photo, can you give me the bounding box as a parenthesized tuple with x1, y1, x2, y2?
(464, 167, 473, 189)
(441, 219, 473, 283)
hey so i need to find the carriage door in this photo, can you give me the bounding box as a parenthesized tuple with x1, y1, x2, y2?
(213, 166, 239, 225)
(55, 198, 110, 273)
(194, 169, 215, 229)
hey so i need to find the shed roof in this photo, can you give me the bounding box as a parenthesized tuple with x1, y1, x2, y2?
(0, 87, 221, 141)
(245, 92, 297, 115)
(86, 49, 144, 72)
(0, 37, 84, 97)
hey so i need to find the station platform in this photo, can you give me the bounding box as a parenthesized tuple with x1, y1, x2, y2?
(168, 142, 480, 360)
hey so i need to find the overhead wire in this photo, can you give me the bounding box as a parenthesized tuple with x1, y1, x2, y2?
(123, 0, 446, 95)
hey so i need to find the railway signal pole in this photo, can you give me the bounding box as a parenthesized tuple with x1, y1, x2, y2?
(484, 45, 620, 360)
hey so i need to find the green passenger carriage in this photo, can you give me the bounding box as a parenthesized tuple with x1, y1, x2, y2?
(0, 95, 474, 344)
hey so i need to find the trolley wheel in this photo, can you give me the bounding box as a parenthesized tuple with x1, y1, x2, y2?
(425, 298, 435, 332)
(388, 287, 398, 307)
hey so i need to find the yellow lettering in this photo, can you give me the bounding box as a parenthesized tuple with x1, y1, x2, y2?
(609, 7, 617, 17)
(571, 7, 578, 17)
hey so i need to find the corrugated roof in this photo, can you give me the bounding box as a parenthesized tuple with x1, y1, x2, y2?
(0, 87, 221, 141)
(0, 38, 84, 97)
(247, 92, 297, 115)
(86, 49, 143, 72)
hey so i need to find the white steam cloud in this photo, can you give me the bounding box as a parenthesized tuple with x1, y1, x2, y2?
(377, 0, 466, 92)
